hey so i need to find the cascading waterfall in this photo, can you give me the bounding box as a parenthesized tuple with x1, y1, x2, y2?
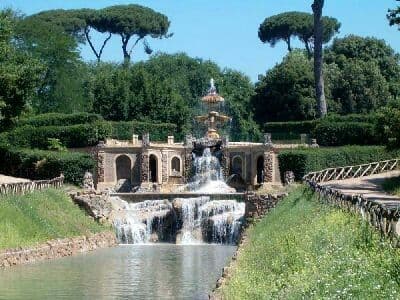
(111, 147, 245, 245)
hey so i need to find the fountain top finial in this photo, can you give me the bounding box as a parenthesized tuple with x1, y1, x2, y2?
(202, 78, 224, 103)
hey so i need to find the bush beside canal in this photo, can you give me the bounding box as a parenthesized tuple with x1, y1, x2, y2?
(219, 186, 400, 299)
(0, 189, 110, 250)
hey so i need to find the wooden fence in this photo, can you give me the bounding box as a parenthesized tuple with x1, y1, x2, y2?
(303, 159, 399, 183)
(303, 158, 400, 244)
(0, 175, 64, 196)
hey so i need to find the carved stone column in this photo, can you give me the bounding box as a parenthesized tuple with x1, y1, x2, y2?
(140, 152, 149, 183)
(184, 148, 193, 183)
(263, 151, 274, 183)
(221, 149, 230, 179)
(162, 152, 168, 183)
(97, 151, 105, 183)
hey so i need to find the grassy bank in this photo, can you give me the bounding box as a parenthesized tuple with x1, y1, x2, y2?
(382, 176, 400, 196)
(0, 189, 109, 250)
(220, 186, 400, 299)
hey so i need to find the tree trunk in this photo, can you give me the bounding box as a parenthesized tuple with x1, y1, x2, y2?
(286, 36, 292, 52)
(121, 35, 131, 64)
(312, 0, 327, 117)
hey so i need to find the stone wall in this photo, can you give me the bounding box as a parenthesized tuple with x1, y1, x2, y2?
(263, 151, 274, 183)
(244, 192, 287, 220)
(0, 231, 117, 268)
(306, 180, 400, 245)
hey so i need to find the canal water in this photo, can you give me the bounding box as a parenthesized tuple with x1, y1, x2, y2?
(0, 244, 235, 300)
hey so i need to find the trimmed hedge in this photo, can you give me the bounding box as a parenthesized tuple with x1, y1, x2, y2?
(18, 113, 103, 127)
(313, 122, 378, 146)
(264, 120, 317, 140)
(1, 121, 112, 149)
(0, 146, 95, 185)
(264, 114, 379, 146)
(1, 121, 178, 149)
(278, 146, 400, 181)
(108, 121, 178, 141)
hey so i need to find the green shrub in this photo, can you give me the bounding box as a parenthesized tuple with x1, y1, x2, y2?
(2, 120, 177, 149)
(108, 121, 178, 141)
(376, 107, 400, 148)
(313, 121, 378, 146)
(278, 146, 400, 180)
(264, 114, 377, 143)
(2, 121, 112, 149)
(18, 112, 103, 127)
(264, 120, 317, 140)
(0, 146, 95, 185)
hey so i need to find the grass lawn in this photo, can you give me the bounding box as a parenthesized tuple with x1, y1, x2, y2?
(382, 176, 400, 196)
(220, 186, 400, 299)
(0, 189, 110, 250)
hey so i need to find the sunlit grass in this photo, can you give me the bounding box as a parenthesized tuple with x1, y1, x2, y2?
(220, 186, 400, 299)
(382, 176, 400, 196)
(0, 189, 109, 250)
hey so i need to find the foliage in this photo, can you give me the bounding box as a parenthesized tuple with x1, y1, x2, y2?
(278, 146, 399, 180)
(252, 50, 316, 122)
(0, 189, 109, 250)
(220, 186, 400, 299)
(252, 35, 400, 122)
(17, 112, 103, 127)
(264, 114, 378, 142)
(0, 146, 95, 185)
(1, 122, 112, 149)
(376, 106, 400, 148)
(313, 121, 378, 146)
(89, 53, 260, 141)
(0, 11, 44, 129)
(258, 11, 340, 55)
(108, 121, 177, 141)
(382, 176, 400, 196)
(26, 5, 171, 62)
(2, 120, 177, 149)
(388, 3, 400, 30)
(15, 16, 89, 114)
(47, 138, 67, 152)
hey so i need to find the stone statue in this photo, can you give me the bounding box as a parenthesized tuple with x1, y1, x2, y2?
(284, 171, 295, 185)
(83, 171, 94, 191)
(264, 133, 272, 146)
(142, 133, 150, 148)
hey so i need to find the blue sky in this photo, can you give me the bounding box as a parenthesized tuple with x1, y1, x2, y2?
(2, 0, 399, 81)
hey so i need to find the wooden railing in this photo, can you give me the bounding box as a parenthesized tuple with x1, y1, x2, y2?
(303, 159, 399, 183)
(0, 175, 64, 196)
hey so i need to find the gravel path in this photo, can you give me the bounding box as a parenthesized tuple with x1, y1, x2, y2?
(0, 174, 31, 184)
(321, 171, 400, 205)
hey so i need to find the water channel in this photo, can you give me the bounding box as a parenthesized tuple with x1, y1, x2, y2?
(0, 244, 235, 299)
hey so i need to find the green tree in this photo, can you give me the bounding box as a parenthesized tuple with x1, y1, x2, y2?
(0, 10, 44, 129)
(388, 1, 400, 29)
(258, 11, 340, 56)
(312, 0, 327, 117)
(251, 50, 317, 123)
(26, 5, 171, 63)
(93, 4, 171, 63)
(15, 16, 89, 113)
(89, 53, 259, 140)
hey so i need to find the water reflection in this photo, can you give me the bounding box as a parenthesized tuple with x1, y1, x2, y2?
(0, 244, 235, 300)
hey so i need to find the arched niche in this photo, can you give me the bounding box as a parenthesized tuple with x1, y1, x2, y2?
(171, 156, 181, 175)
(256, 155, 264, 184)
(232, 156, 243, 177)
(116, 155, 132, 181)
(149, 154, 158, 183)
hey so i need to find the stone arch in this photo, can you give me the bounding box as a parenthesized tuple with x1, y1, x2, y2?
(171, 156, 181, 175)
(232, 155, 243, 177)
(116, 154, 131, 181)
(256, 155, 264, 184)
(149, 154, 158, 183)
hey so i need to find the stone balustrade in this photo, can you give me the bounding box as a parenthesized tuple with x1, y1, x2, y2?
(0, 175, 64, 196)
